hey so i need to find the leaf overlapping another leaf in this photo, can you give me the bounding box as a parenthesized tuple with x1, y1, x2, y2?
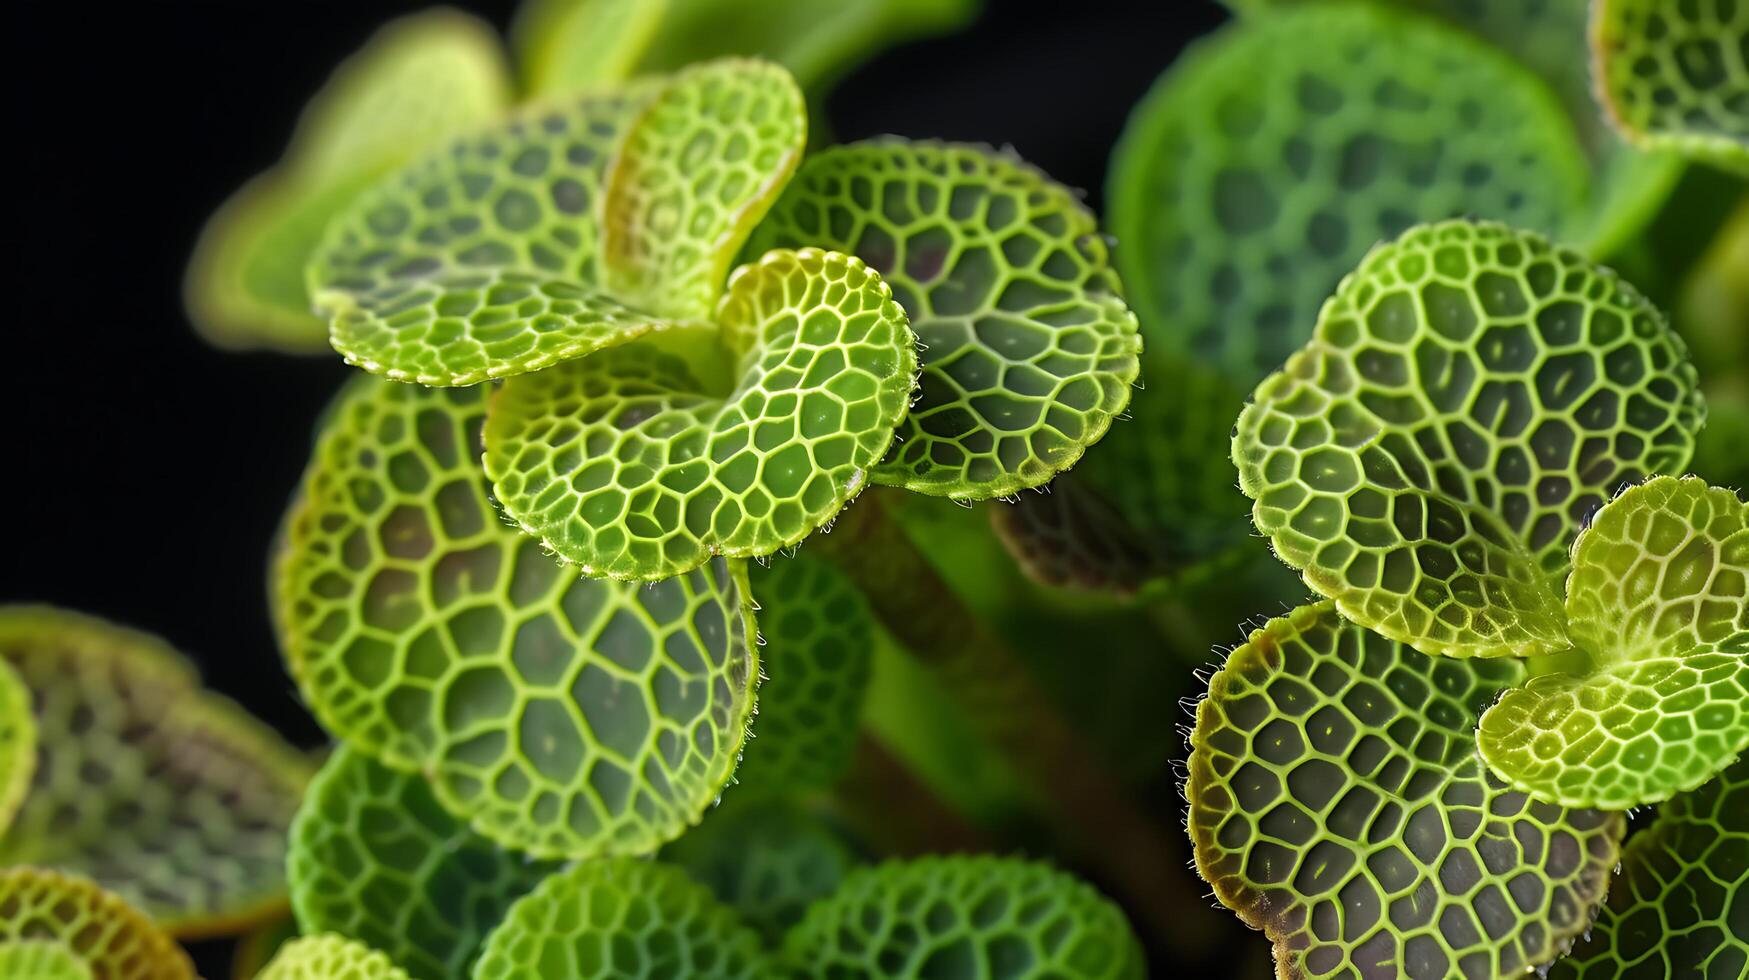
(1592, 0, 1749, 173)
(256, 935, 412, 980)
(0, 868, 195, 980)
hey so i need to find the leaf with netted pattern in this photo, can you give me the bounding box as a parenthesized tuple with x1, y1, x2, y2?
(0, 868, 194, 980)
(256, 935, 412, 980)
(1592, 0, 1749, 174)
(274, 377, 759, 859)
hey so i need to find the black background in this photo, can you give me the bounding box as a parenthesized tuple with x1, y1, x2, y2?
(10, 0, 1226, 971)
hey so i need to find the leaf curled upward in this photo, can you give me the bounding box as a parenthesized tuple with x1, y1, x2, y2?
(1187, 602, 1622, 979)
(484, 248, 916, 581)
(1592, 0, 1749, 173)
(256, 935, 412, 980)
(274, 377, 759, 859)
(0, 867, 194, 980)
(185, 10, 511, 352)
(748, 139, 1143, 499)
(0, 607, 312, 938)
(471, 859, 771, 979)
(1477, 476, 1749, 809)
(1233, 220, 1703, 660)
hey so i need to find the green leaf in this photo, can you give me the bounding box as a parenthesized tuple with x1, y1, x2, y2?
(1108, 1, 1591, 384)
(0, 941, 91, 980)
(1551, 756, 1749, 978)
(781, 855, 1146, 979)
(660, 795, 859, 941)
(1593, 0, 1749, 174)
(0, 868, 194, 980)
(274, 377, 760, 859)
(602, 59, 807, 320)
(0, 607, 313, 938)
(1233, 220, 1704, 659)
(310, 88, 656, 385)
(739, 554, 873, 792)
(0, 657, 34, 837)
(1187, 601, 1623, 977)
(989, 477, 1171, 594)
(287, 747, 559, 980)
(257, 935, 412, 980)
(231, 916, 299, 980)
(1476, 476, 1749, 809)
(512, 0, 668, 96)
(484, 248, 916, 580)
(471, 860, 771, 978)
(186, 11, 511, 352)
(747, 139, 1142, 498)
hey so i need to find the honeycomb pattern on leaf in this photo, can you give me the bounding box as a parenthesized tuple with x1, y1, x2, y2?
(747, 139, 1143, 499)
(0, 868, 194, 980)
(0, 608, 312, 938)
(185, 11, 511, 353)
(274, 377, 759, 859)
(471, 858, 770, 979)
(1552, 755, 1749, 979)
(257, 935, 412, 980)
(0, 941, 92, 980)
(1593, 0, 1749, 171)
(660, 794, 859, 941)
(1233, 220, 1704, 659)
(310, 87, 654, 385)
(484, 248, 916, 580)
(286, 746, 560, 980)
(780, 854, 1145, 980)
(1477, 476, 1749, 809)
(1187, 601, 1623, 980)
(603, 58, 807, 320)
(0, 657, 35, 836)
(1109, 1, 1590, 383)
(738, 554, 873, 792)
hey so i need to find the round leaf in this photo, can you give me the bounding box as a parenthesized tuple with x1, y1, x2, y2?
(0, 941, 91, 980)
(0, 868, 194, 980)
(0, 607, 312, 938)
(484, 248, 916, 580)
(257, 935, 412, 980)
(602, 59, 807, 320)
(1592, 0, 1749, 173)
(1187, 601, 1623, 977)
(274, 377, 760, 859)
(1233, 220, 1704, 659)
(185, 11, 512, 352)
(1108, 1, 1590, 384)
(747, 139, 1143, 498)
(780, 855, 1146, 979)
(287, 746, 560, 980)
(471, 859, 770, 979)
(310, 88, 659, 385)
(1477, 477, 1749, 809)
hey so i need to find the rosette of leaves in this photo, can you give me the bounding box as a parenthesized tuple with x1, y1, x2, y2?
(1230, 220, 1749, 813)
(1592, 0, 1749, 174)
(0, 867, 196, 980)
(0, 607, 312, 938)
(779, 855, 1147, 979)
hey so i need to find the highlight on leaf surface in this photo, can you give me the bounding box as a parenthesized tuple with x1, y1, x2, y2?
(256, 934, 412, 980)
(512, 0, 667, 96)
(1186, 601, 1624, 979)
(1592, 0, 1749, 172)
(309, 87, 658, 386)
(1109, 1, 1590, 385)
(1551, 755, 1749, 979)
(0, 940, 92, 980)
(185, 10, 511, 352)
(747, 139, 1143, 498)
(274, 376, 759, 859)
(0, 607, 312, 938)
(484, 248, 916, 580)
(737, 554, 873, 792)
(286, 746, 560, 980)
(659, 794, 859, 941)
(0, 868, 194, 980)
(1476, 476, 1749, 809)
(470, 858, 771, 979)
(1232, 220, 1704, 660)
(602, 59, 808, 320)
(780, 854, 1145, 980)
(0, 656, 35, 835)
